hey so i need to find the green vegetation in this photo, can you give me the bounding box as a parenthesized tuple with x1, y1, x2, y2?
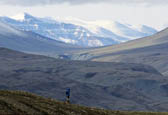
(0, 90, 167, 115)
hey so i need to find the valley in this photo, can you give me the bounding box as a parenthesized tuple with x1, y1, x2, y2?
(0, 12, 168, 113)
(0, 47, 168, 111)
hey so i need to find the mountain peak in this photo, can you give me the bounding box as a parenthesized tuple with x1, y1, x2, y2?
(10, 12, 33, 21)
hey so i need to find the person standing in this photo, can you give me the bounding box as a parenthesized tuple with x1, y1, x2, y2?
(66, 88, 70, 104)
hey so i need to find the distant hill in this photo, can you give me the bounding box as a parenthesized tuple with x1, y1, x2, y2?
(1, 47, 168, 111)
(0, 90, 167, 115)
(75, 28, 168, 75)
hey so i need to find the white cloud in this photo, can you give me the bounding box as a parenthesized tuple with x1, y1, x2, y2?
(0, 0, 168, 6)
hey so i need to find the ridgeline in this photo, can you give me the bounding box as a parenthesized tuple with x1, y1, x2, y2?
(0, 90, 167, 115)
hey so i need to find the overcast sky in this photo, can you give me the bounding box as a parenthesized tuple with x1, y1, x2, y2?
(0, 0, 168, 30)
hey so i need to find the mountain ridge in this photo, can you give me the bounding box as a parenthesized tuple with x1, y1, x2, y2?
(0, 90, 167, 115)
(0, 13, 158, 47)
(58, 17, 158, 39)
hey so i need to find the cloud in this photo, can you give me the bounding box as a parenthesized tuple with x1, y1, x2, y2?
(0, 0, 168, 6)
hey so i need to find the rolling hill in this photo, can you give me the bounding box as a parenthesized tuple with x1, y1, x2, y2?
(0, 47, 168, 111)
(0, 90, 167, 115)
(75, 28, 168, 75)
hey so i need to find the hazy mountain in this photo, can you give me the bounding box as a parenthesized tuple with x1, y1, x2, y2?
(0, 47, 168, 111)
(0, 13, 120, 47)
(75, 28, 168, 76)
(61, 18, 157, 40)
(0, 21, 83, 58)
(0, 13, 157, 47)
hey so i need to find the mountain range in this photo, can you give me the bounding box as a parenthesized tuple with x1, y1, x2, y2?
(0, 13, 157, 47)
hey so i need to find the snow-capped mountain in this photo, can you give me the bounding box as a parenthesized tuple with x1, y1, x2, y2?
(60, 18, 158, 40)
(0, 21, 83, 58)
(0, 13, 157, 47)
(0, 13, 120, 47)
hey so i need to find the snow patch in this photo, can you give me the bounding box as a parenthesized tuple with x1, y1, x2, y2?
(0, 21, 26, 37)
(10, 13, 26, 21)
(59, 37, 77, 44)
(34, 24, 39, 29)
(88, 39, 103, 47)
(74, 31, 78, 35)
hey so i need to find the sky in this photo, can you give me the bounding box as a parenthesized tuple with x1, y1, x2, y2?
(0, 0, 168, 30)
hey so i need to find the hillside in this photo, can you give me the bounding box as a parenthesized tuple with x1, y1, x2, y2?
(0, 90, 167, 115)
(0, 47, 168, 111)
(75, 28, 168, 75)
(75, 28, 168, 56)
